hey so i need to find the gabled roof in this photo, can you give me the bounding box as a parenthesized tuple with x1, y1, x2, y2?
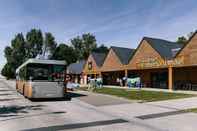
(111, 46, 135, 65)
(67, 60, 86, 74)
(91, 52, 107, 67)
(144, 37, 184, 59)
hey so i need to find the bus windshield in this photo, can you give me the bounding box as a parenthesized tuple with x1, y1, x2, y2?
(26, 63, 65, 82)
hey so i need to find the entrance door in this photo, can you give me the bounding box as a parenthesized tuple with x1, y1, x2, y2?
(102, 71, 125, 85)
(151, 72, 168, 89)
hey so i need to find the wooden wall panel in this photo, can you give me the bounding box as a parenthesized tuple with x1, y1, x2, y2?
(127, 40, 165, 70)
(101, 49, 125, 72)
(177, 34, 197, 66)
(83, 55, 100, 74)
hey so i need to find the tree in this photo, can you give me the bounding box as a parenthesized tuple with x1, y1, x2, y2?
(71, 36, 83, 59)
(2, 30, 102, 78)
(52, 43, 77, 65)
(2, 33, 27, 78)
(26, 29, 43, 58)
(11, 33, 26, 67)
(92, 44, 109, 54)
(2, 29, 44, 79)
(71, 33, 97, 60)
(176, 36, 187, 45)
(4, 46, 13, 64)
(1, 63, 15, 79)
(43, 32, 57, 59)
(176, 31, 196, 45)
(82, 33, 97, 59)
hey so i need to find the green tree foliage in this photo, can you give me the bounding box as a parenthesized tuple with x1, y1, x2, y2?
(4, 46, 13, 64)
(92, 44, 109, 54)
(176, 36, 187, 45)
(26, 29, 43, 58)
(176, 31, 196, 45)
(1, 63, 15, 79)
(71, 33, 97, 60)
(52, 43, 77, 65)
(43, 32, 57, 59)
(2, 29, 45, 79)
(2, 30, 106, 79)
(2, 33, 26, 79)
(11, 33, 26, 67)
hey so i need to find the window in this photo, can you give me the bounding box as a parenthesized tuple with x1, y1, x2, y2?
(26, 64, 65, 82)
(52, 65, 65, 81)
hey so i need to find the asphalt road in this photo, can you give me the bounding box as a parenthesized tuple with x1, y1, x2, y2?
(0, 79, 158, 131)
(1, 79, 197, 131)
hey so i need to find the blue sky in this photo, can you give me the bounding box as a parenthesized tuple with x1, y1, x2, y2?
(0, 0, 197, 69)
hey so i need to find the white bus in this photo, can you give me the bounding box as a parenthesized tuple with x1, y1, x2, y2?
(16, 59, 66, 99)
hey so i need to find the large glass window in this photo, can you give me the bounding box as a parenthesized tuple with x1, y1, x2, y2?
(26, 63, 65, 82)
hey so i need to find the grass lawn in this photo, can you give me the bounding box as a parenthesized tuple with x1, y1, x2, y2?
(184, 108, 197, 113)
(81, 87, 196, 102)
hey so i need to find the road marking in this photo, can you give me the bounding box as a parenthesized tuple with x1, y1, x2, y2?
(146, 103, 180, 110)
(22, 119, 128, 131)
(0, 98, 23, 101)
(0, 93, 14, 96)
(136, 110, 188, 120)
(0, 89, 15, 92)
(0, 111, 66, 122)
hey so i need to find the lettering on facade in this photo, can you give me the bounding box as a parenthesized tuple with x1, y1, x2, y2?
(136, 56, 184, 69)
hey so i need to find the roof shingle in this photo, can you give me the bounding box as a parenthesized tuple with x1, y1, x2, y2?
(111, 46, 135, 65)
(67, 60, 86, 74)
(144, 37, 184, 59)
(91, 52, 107, 67)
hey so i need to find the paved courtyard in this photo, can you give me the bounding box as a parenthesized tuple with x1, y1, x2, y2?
(1, 79, 197, 131)
(71, 90, 133, 106)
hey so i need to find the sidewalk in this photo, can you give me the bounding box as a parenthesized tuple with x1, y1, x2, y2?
(147, 96, 197, 110)
(1, 79, 15, 89)
(71, 90, 135, 107)
(98, 96, 197, 131)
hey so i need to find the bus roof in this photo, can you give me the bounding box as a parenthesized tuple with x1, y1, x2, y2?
(16, 58, 66, 73)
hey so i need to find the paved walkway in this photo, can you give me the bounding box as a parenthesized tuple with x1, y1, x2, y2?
(98, 96, 197, 131)
(78, 84, 197, 131)
(71, 90, 134, 106)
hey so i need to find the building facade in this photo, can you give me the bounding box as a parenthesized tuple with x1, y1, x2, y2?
(101, 46, 135, 85)
(69, 31, 197, 91)
(83, 52, 107, 84)
(126, 37, 184, 90)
